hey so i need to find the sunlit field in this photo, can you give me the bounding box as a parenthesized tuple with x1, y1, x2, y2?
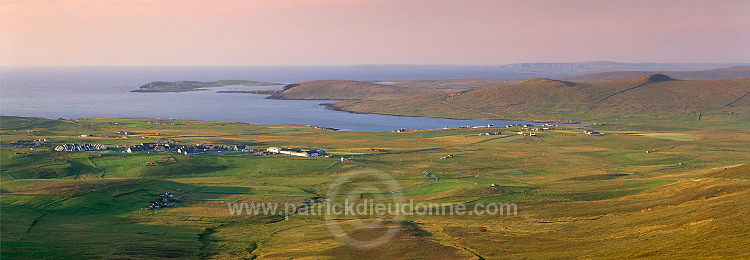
(2, 113, 748, 258)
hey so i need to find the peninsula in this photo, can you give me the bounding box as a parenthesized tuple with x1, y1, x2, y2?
(131, 80, 279, 92)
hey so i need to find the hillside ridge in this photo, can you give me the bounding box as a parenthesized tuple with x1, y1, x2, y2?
(500, 61, 750, 71)
(321, 75, 750, 122)
(267, 80, 441, 100)
(560, 66, 750, 82)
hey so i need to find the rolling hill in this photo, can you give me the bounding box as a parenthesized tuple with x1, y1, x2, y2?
(560, 66, 750, 82)
(456, 74, 750, 109)
(498, 61, 749, 71)
(389, 78, 528, 89)
(267, 80, 442, 100)
(386, 66, 750, 90)
(324, 74, 750, 122)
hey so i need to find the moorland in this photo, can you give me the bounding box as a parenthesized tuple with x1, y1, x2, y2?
(2, 69, 750, 259)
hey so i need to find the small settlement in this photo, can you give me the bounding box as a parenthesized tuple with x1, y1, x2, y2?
(177, 144, 253, 155)
(125, 142, 180, 153)
(145, 192, 176, 210)
(47, 140, 330, 158)
(124, 142, 254, 155)
(1, 140, 43, 148)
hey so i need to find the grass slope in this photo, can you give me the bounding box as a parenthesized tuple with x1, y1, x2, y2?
(328, 75, 750, 123)
(2, 116, 749, 258)
(561, 66, 750, 82)
(267, 80, 442, 100)
(389, 78, 528, 89)
(1, 178, 203, 259)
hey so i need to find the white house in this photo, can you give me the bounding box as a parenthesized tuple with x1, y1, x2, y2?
(267, 147, 325, 157)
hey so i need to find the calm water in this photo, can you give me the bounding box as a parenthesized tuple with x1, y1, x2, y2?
(0, 66, 578, 131)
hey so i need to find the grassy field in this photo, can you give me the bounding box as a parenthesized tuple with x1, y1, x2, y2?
(1, 115, 749, 258)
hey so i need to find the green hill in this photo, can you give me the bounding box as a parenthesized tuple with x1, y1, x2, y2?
(365, 67, 750, 91)
(457, 74, 749, 108)
(267, 80, 442, 100)
(389, 78, 528, 89)
(326, 74, 750, 122)
(458, 74, 748, 109)
(560, 66, 750, 82)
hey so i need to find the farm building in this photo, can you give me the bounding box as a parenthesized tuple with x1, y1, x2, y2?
(267, 147, 326, 157)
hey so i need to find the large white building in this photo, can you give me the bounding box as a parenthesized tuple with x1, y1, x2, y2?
(54, 144, 107, 152)
(267, 147, 326, 157)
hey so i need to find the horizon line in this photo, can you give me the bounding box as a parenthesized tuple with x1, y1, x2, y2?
(3, 61, 750, 68)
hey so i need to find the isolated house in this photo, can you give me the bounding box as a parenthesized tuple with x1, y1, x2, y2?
(584, 130, 601, 136)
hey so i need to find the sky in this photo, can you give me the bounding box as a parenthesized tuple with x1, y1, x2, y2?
(1, 0, 749, 66)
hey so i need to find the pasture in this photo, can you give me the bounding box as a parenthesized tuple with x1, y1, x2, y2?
(1, 114, 749, 258)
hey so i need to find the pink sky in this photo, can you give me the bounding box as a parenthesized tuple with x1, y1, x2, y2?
(1, 0, 749, 66)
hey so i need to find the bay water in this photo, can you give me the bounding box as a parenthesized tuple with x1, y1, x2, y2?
(0, 66, 578, 131)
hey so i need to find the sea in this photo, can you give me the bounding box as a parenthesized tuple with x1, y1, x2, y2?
(0, 66, 579, 131)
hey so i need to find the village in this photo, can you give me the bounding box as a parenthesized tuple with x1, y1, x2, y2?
(45, 139, 334, 159)
(30, 123, 602, 162)
(123, 141, 256, 155)
(35, 123, 604, 160)
(0, 138, 52, 148)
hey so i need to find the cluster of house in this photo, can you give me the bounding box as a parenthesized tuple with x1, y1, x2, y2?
(54, 143, 107, 152)
(1, 139, 45, 148)
(177, 144, 253, 155)
(80, 134, 107, 137)
(508, 123, 558, 128)
(584, 130, 602, 136)
(147, 121, 182, 125)
(510, 124, 559, 137)
(146, 192, 175, 210)
(125, 142, 254, 155)
(267, 147, 327, 157)
(470, 124, 497, 128)
(125, 142, 180, 153)
(307, 125, 339, 131)
(479, 132, 501, 136)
